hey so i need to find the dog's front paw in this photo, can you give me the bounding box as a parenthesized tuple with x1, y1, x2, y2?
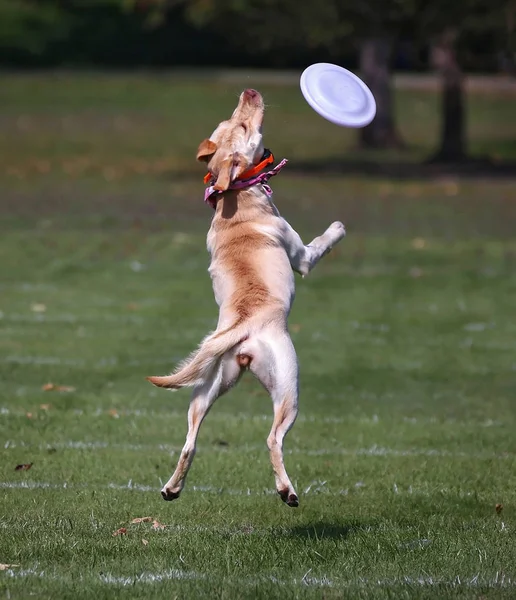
(161, 486, 181, 501)
(329, 221, 346, 240)
(278, 488, 299, 507)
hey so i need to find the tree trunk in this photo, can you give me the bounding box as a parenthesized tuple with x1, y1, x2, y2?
(430, 29, 466, 162)
(358, 37, 404, 149)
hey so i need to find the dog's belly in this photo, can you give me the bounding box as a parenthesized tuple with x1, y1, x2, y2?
(257, 246, 295, 308)
(209, 246, 295, 317)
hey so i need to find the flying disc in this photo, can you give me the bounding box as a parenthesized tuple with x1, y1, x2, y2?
(300, 63, 376, 128)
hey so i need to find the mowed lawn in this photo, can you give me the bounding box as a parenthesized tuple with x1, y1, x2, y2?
(1, 73, 516, 599)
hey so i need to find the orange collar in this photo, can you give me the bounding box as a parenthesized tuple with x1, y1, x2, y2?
(204, 149, 274, 185)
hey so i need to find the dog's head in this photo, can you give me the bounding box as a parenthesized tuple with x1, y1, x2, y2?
(197, 89, 265, 192)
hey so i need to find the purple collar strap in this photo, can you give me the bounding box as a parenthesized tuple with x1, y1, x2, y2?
(204, 158, 288, 210)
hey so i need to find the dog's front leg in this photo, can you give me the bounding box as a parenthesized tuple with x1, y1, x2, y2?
(281, 219, 346, 277)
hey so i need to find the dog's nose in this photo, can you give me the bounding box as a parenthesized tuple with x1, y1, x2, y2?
(244, 89, 259, 99)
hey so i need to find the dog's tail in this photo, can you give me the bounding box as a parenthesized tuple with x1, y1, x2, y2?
(146, 320, 250, 390)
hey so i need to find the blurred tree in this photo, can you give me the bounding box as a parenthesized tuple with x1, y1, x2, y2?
(335, 0, 423, 149)
(418, 0, 512, 162)
(429, 28, 466, 161)
(352, 0, 514, 155)
(350, 0, 418, 149)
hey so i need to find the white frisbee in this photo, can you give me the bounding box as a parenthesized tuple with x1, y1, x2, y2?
(300, 63, 376, 128)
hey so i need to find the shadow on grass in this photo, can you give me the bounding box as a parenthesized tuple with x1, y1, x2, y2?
(287, 156, 516, 180)
(286, 521, 374, 540)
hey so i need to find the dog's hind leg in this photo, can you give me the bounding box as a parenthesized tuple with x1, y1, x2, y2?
(248, 332, 300, 507)
(160, 355, 242, 501)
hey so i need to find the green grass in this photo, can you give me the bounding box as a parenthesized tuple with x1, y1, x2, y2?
(1, 72, 516, 599)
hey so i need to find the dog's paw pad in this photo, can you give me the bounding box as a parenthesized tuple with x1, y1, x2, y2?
(331, 221, 346, 236)
(278, 489, 299, 507)
(287, 494, 299, 507)
(161, 489, 180, 501)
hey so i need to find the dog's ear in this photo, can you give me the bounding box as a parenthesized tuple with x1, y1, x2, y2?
(196, 139, 217, 162)
(213, 153, 244, 191)
(213, 156, 233, 191)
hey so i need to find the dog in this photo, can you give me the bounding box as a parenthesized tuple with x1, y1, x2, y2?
(147, 89, 346, 507)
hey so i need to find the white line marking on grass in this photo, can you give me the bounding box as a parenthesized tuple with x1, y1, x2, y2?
(0, 479, 502, 500)
(0, 481, 71, 490)
(0, 405, 507, 429)
(99, 570, 206, 585)
(4, 439, 514, 460)
(0, 312, 213, 328)
(290, 445, 514, 460)
(2, 313, 134, 324)
(2, 566, 47, 579)
(0, 283, 59, 292)
(1, 355, 176, 368)
(4, 440, 178, 452)
(1, 313, 147, 325)
(3, 355, 86, 366)
(4, 565, 515, 590)
(0, 480, 272, 495)
(370, 575, 516, 588)
(97, 572, 516, 590)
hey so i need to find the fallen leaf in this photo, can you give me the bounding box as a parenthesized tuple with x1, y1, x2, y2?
(102, 166, 120, 181)
(42, 383, 76, 393)
(31, 303, 46, 313)
(126, 303, 139, 311)
(6, 167, 23, 178)
(39, 404, 51, 411)
(26, 412, 33, 419)
(34, 160, 51, 174)
(142, 539, 149, 546)
(406, 184, 422, 198)
(412, 238, 426, 249)
(496, 503, 503, 514)
(15, 463, 33, 471)
(112, 527, 127, 536)
(0, 564, 20, 570)
(152, 519, 166, 530)
(443, 181, 459, 196)
(108, 409, 119, 419)
(131, 517, 153, 524)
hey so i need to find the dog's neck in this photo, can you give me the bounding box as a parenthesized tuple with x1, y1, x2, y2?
(204, 158, 288, 210)
(210, 186, 280, 223)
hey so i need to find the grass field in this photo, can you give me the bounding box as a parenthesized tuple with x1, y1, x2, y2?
(1, 72, 516, 599)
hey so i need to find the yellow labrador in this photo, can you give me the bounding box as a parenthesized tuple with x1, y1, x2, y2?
(148, 89, 346, 507)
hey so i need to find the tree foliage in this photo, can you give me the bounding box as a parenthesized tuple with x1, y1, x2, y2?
(0, 0, 141, 63)
(176, 0, 511, 65)
(0, 0, 69, 55)
(0, 0, 512, 69)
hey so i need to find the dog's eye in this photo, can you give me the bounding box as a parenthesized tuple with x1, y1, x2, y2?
(240, 124, 247, 133)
